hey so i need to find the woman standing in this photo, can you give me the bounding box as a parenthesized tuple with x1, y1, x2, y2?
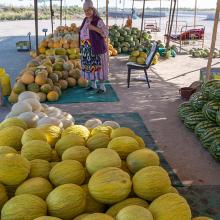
(80, 0, 109, 93)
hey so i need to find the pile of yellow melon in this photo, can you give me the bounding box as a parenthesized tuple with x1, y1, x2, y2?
(0, 113, 212, 220)
(108, 44, 118, 57)
(8, 54, 88, 103)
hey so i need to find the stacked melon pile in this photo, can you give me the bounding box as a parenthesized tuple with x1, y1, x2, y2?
(9, 54, 88, 103)
(38, 23, 80, 61)
(0, 103, 212, 219)
(178, 80, 220, 161)
(189, 48, 220, 58)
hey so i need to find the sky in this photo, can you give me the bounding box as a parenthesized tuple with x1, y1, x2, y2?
(0, 0, 218, 9)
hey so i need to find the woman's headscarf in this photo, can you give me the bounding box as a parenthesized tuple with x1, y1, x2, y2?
(83, 0, 94, 10)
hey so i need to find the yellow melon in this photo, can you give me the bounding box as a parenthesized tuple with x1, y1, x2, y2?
(0, 126, 24, 151)
(15, 177, 53, 199)
(35, 74, 47, 86)
(106, 198, 149, 217)
(81, 185, 106, 213)
(62, 146, 90, 165)
(73, 214, 90, 220)
(167, 186, 179, 194)
(49, 160, 85, 186)
(133, 166, 171, 201)
(116, 205, 153, 220)
(51, 149, 61, 162)
(192, 217, 214, 220)
(1, 194, 47, 220)
(62, 125, 90, 140)
(21, 140, 52, 161)
(46, 184, 86, 219)
(29, 159, 51, 179)
(21, 73, 35, 85)
(47, 91, 59, 102)
(0, 118, 28, 130)
(37, 125, 61, 147)
(0, 183, 8, 211)
(126, 149, 160, 173)
(21, 128, 47, 145)
(134, 135, 146, 148)
(55, 133, 85, 157)
(149, 193, 192, 220)
(88, 167, 132, 204)
(91, 125, 112, 137)
(110, 127, 135, 139)
(0, 153, 30, 185)
(108, 136, 142, 159)
(86, 133, 110, 151)
(120, 160, 132, 176)
(34, 217, 62, 220)
(0, 146, 18, 155)
(86, 148, 121, 175)
(83, 213, 114, 220)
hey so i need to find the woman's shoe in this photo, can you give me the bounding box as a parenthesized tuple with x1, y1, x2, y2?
(96, 89, 105, 94)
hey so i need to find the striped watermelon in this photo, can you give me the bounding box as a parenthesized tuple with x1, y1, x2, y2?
(189, 92, 208, 111)
(184, 112, 206, 130)
(178, 102, 194, 121)
(216, 110, 220, 126)
(201, 80, 220, 99)
(202, 101, 220, 122)
(200, 127, 220, 149)
(210, 139, 220, 160)
(210, 88, 220, 101)
(194, 120, 217, 138)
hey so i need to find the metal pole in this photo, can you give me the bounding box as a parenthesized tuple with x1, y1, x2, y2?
(140, 0, 146, 38)
(122, 0, 126, 26)
(207, 0, 220, 81)
(50, 0, 54, 34)
(131, 0, 135, 17)
(60, 0, 63, 26)
(106, 0, 109, 27)
(34, 0, 39, 55)
(116, 0, 118, 24)
(175, 0, 179, 34)
(159, 0, 162, 30)
(194, 0, 197, 27)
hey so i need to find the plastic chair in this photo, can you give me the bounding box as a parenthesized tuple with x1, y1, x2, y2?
(126, 42, 158, 88)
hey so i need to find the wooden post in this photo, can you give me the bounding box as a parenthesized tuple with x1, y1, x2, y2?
(206, 0, 220, 81)
(122, 0, 126, 26)
(50, 0, 54, 34)
(194, 0, 197, 27)
(106, 0, 109, 27)
(159, 0, 162, 30)
(34, 0, 39, 55)
(140, 0, 146, 42)
(60, 0, 63, 26)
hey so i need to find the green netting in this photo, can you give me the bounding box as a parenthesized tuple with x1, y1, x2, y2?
(74, 112, 183, 187)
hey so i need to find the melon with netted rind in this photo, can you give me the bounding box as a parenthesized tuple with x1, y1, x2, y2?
(34, 217, 62, 220)
(29, 159, 51, 179)
(86, 133, 110, 151)
(21, 140, 52, 161)
(106, 198, 149, 217)
(62, 125, 90, 140)
(1, 194, 47, 220)
(110, 127, 135, 139)
(134, 135, 146, 148)
(15, 177, 53, 199)
(17, 112, 39, 128)
(86, 148, 121, 175)
(149, 193, 192, 220)
(51, 149, 61, 162)
(37, 125, 61, 147)
(88, 167, 132, 204)
(0, 153, 30, 185)
(73, 214, 90, 220)
(167, 186, 179, 194)
(49, 160, 85, 186)
(0, 118, 28, 130)
(133, 166, 171, 201)
(0, 146, 18, 155)
(84, 118, 102, 129)
(83, 213, 114, 220)
(103, 121, 120, 129)
(116, 205, 153, 220)
(0, 183, 8, 211)
(192, 217, 214, 220)
(81, 184, 106, 213)
(11, 102, 32, 116)
(55, 133, 85, 157)
(62, 146, 90, 165)
(46, 184, 86, 219)
(126, 149, 160, 173)
(108, 136, 142, 159)
(91, 125, 112, 136)
(21, 128, 47, 145)
(0, 126, 24, 151)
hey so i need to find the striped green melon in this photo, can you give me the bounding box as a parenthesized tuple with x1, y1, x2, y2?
(209, 139, 220, 160)
(200, 127, 220, 149)
(184, 112, 205, 130)
(177, 103, 194, 121)
(201, 80, 220, 99)
(202, 101, 220, 122)
(216, 110, 220, 126)
(189, 92, 207, 111)
(194, 121, 217, 138)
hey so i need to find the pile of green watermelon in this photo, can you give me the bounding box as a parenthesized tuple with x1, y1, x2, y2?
(109, 25, 152, 54)
(178, 80, 220, 161)
(189, 48, 220, 58)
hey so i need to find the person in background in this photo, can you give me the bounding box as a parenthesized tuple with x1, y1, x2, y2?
(79, 0, 109, 93)
(125, 15, 132, 28)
